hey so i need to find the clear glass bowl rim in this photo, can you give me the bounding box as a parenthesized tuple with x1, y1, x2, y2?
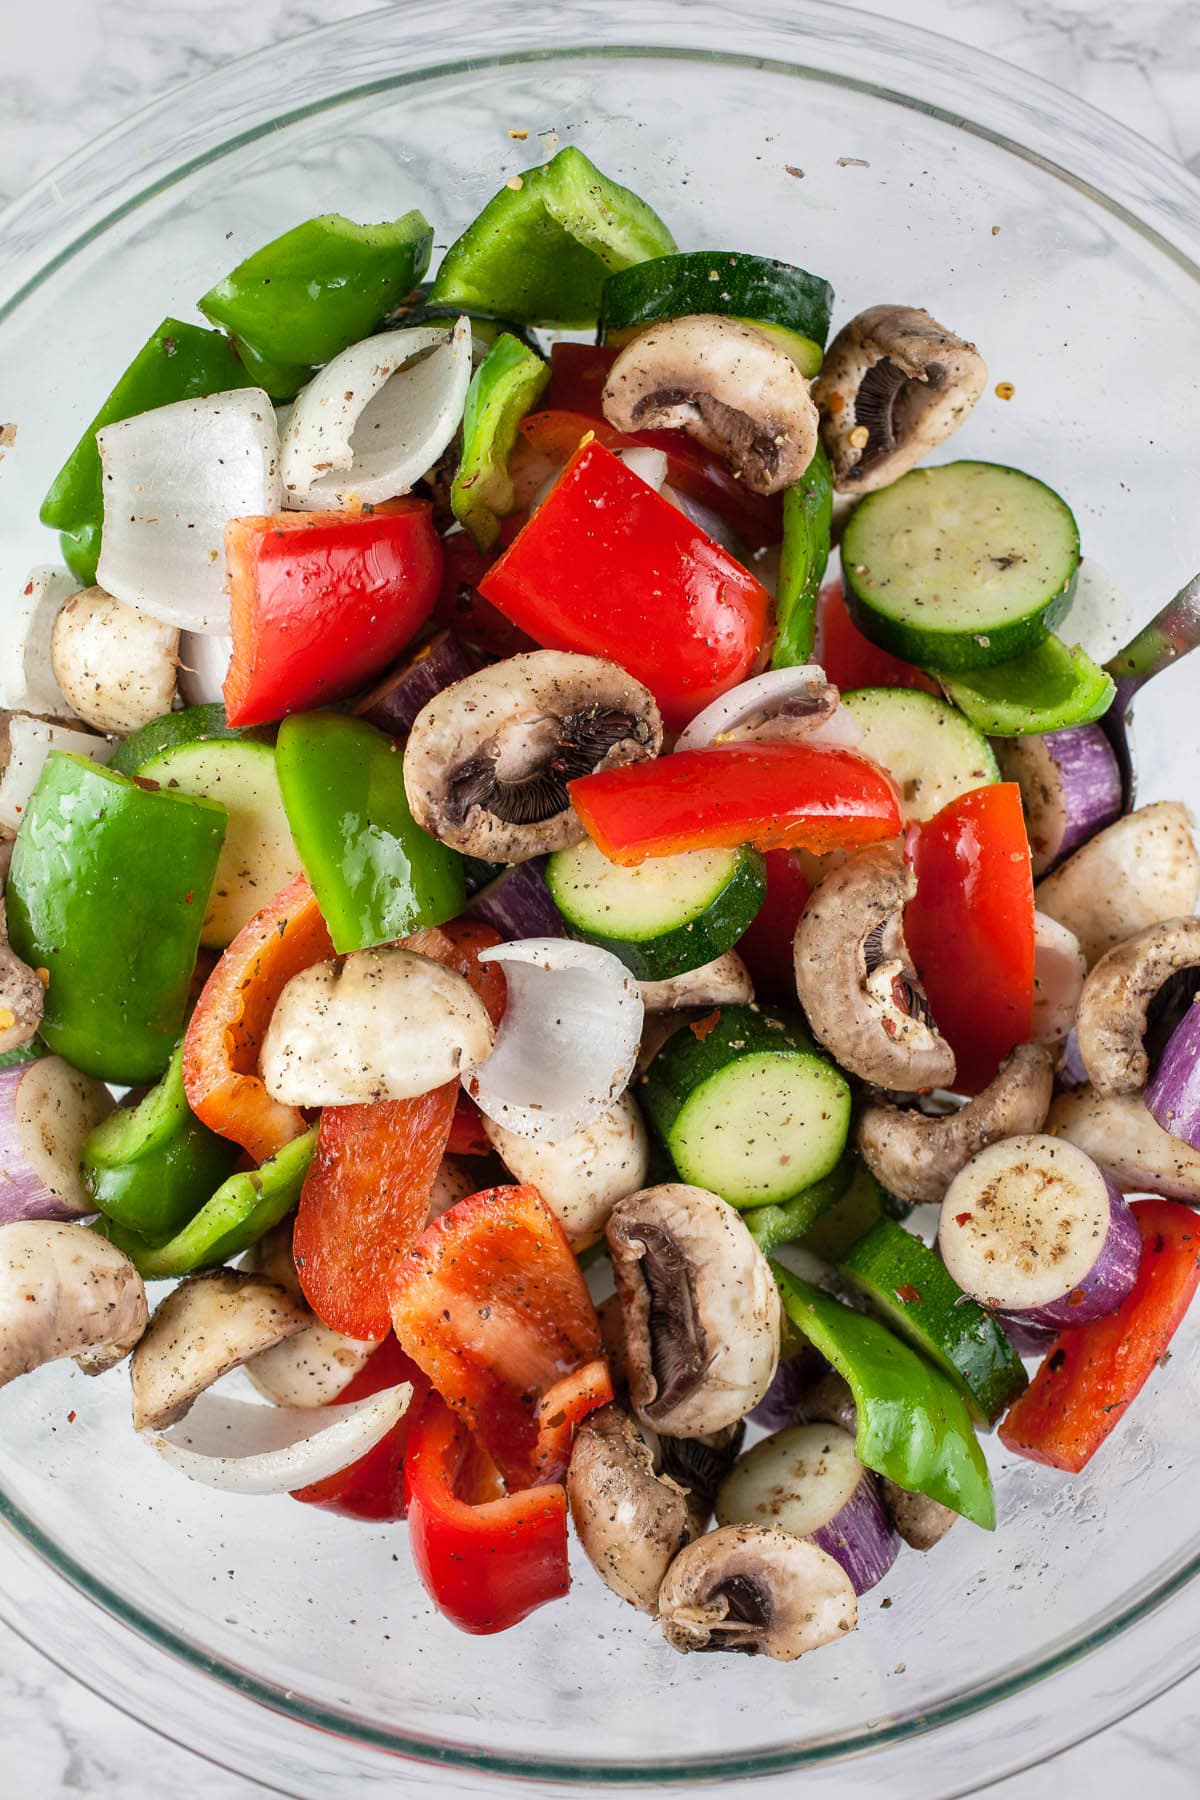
(1, 1, 1199, 1790)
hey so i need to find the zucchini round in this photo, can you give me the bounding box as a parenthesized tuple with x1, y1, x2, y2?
(642, 1004, 851, 1208)
(841, 461, 1080, 670)
(599, 251, 834, 377)
(546, 838, 765, 981)
(840, 687, 999, 822)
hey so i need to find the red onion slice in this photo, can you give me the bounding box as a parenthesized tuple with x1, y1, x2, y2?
(355, 630, 475, 739)
(1147, 996, 1200, 1151)
(0, 1058, 113, 1223)
(997, 725, 1122, 877)
(466, 859, 564, 942)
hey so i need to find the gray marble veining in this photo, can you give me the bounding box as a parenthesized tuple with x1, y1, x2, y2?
(2, 0, 1199, 1794)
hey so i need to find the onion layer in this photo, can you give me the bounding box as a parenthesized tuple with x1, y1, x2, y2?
(2, 568, 75, 715)
(145, 1384, 412, 1494)
(472, 938, 643, 1141)
(675, 665, 860, 754)
(0, 715, 114, 834)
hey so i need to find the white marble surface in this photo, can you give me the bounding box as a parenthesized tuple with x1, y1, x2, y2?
(2, 1, 1199, 1794)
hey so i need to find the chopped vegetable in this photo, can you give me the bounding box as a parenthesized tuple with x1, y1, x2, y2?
(773, 444, 834, 666)
(0, 1057, 114, 1224)
(291, 1333, 432, 1522)
(599, 250, 834, 376)
(936, 635, 1115, 736)
(451, 333, 550, 548)
(0, 1222, 147, 1387)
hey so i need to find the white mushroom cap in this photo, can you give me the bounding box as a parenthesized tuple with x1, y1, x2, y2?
(0, 1221, 148, 1386)
(657, 1523, 857, 1659)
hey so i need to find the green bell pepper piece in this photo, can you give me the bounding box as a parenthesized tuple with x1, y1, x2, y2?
(744, 1158, 852, 1256)
(82, 1044, 238, 1240)
(0, 1041, 45, 1072)
(934, 634, 1116, 736)
(774, 1265, 996, 1529)
(198, 211, 435, 401)
(39, 318, 256, 586)
(451, 333, 550, 549)
(429, 147, 676, 329)
(771, 441, 833, 668)
(7, 753, 226, 1084)
(275, 712, 465, 953)
(98, 1129, 316, 1279)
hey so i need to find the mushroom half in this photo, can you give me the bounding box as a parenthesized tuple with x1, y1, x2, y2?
(857, 1043, 1055, 1206)
(1074, 916, 1200, 1097)
(130, 1269, 310, 1432)
(404, 651, 662, 862)
(567, 1404, 699, 1612)
(0, 1221, 148, 1386)
(793, 843, 956, 1092)
(811, 305, 987, 493)
(606, 1183, 780, 1437)
(657, 1523, 857, 1659)
(602, 315, 820, 498)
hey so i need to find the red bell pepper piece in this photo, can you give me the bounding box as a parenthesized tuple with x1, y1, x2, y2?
(510, 408, 782, 552)
(183, 872, 334, 1163)
(432, 528, 539, 661)
(446, 1090, 492, 1156)
(480, 439, 770, 731)
(904, 783, 1034, 1095)
(389, 1182, 611, 1490)
(543, 343, 620, 415)
(293, 921, 506, 1340)
(816, 582, 940, 695)
(999, 1200, 1200, 1473)
(404, 1395, 570, 1634)
(290, 1334, 431, 1521)
(223, 500, 442, 727)
(570, 742, 902, 866)
(735, 850, 812, 1001)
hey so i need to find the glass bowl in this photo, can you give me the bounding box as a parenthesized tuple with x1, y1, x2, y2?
(1, 3, 1199, 1794)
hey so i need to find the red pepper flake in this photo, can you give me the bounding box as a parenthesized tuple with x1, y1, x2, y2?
(894, 1285, 921, 1305)
(955, 1212, 974, 1227)
(184, 891, 194, 904)
(1066, 1287, 1087, 1308)
(67, 1411, 77, 1424)
(131, 775, 160, 792)
(689, 1010, 721, 1042)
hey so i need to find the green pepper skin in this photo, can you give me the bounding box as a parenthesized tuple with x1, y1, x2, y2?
(7, 753, 226, 1085)
(275, 712, 464, 953)
(429, 147, 676, 329)
(451, 333, 549, 548)
(771, 442, 833, 669)
(199, 212, 434, 401)
(39, 319, 255, 586)
(774, 1266, 996, 1529)
(744, 1158, 852, 1256)
(82, 1044, 239, 1240)
(98, 1129, 316, 1280)
(934, 634, 1116, 736)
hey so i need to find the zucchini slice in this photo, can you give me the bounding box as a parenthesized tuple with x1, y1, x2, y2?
(546, 838, 765, 981)
(133, 738, 300, 948)
(841, 461, 1080, 670)
(839, 687, 999, 822)
(110, 702, 256, 777)
(641, 1004, 851, 1208)
(840, 1219, 1027, 1423)
(935, 634, 1115, 736)
(599, 251, 834, 376)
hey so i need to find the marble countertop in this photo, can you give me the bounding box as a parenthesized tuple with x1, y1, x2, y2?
(2, 1, 1199, 1794)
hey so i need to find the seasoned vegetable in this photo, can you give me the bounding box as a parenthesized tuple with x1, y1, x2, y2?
(130, 1269, 309, 1432)
(995, 724, 1122, 877)
(773, 445, 834, 667)
(601, 251, 833, 373)
(0, 1222, 147, 1387)
(0, 1056, 114, 1224)
(451, 333, 550, 548)
(49, 586, 178, 735)
(936, 635, 1115, 736)
(839, 687, 999, 823)
(1034, 801, 1200, 967)
(657, 1523, 856, 1660)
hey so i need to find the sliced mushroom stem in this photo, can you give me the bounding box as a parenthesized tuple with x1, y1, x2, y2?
(857, 1043, 1055, 1206)
(812, 305, 986, 493)
(602, 315, 820, 498)
(793, 843, 956, 1091)
(567, 1404, 698, 1612)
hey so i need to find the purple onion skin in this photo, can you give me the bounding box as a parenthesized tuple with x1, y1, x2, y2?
(1147, 997, 1200, 1152)
(0, 1064, 82, 1225)
(1042, 726, 1123, 869)
(1007, 1181, 1141, 1330)
(354, 630, 474, 737)
(466, 859, 564, 942)
(811, 1471, 900, 1595)
(998, 1313, 1060, 1358)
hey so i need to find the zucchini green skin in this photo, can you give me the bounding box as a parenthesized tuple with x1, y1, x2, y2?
(935, 635, 1115, 736)
(641, 1004, 851, 1208)
(110, 703, 259, 777)
(744, 1158, 852, 1255)
(546, 844, 766, 982)
(840, 1219, 1028, 1423)
(772, 442, 834, 668)
(800, 1160, 909, 1262)
(842, 461, 1081, 671)
(599, 251, 834, 374)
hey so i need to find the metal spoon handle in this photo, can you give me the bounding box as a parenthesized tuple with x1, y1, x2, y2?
(1103, 570, 1200, 707)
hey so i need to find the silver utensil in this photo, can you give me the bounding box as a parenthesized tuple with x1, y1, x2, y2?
(1101, 570, 1200, 807)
